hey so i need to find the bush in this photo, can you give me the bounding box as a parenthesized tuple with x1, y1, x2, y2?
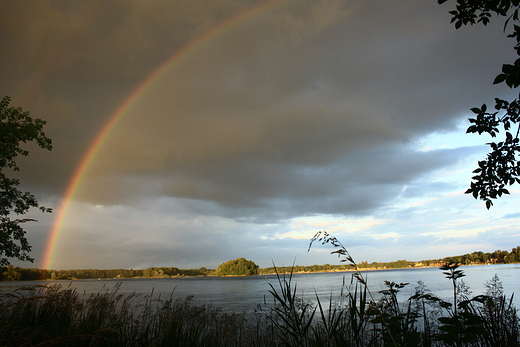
(215, 257, 259, 276)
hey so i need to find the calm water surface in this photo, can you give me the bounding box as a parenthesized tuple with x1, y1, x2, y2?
(1, 264, 518, 313)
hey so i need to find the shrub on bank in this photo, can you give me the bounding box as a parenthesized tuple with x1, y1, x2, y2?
(215, 257, 259, 276)
(0, 265, 518, 346)
(1, 232, 518, 346)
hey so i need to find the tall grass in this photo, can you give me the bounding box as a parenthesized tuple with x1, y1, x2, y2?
(0, 283, 251, 346)
(305, 231, 520, 347)
(0, 231, 518, 346)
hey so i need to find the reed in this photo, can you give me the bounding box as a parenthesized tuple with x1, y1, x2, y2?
(0, 231, 518, 346)
(0, 283, 252, 346)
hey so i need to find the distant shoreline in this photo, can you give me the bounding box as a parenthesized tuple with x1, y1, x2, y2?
(2, 262, 516, 282)
(257, 262, 500, 276)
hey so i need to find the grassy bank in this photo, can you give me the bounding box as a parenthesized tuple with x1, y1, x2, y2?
(0, 264, 519, 347)
(1, 232, 518, 346)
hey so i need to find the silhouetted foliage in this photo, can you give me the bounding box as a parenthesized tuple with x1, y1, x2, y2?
(0, 231, 518, 346)
(439, 0, 520, 208)
(0, 96, 52, 265)
(0, 264, 517, 346)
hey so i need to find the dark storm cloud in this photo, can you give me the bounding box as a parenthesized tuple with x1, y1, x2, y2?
(3, 0, 519, 269)
(5, 0, 510, 219)
(0, 0, 264, 195)
(2, 0, 512, 209)
(0, 1, 512, 204)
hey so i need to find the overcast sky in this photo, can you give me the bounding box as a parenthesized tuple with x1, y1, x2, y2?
(2, 0, 520, 270)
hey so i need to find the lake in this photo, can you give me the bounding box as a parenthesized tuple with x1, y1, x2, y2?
(1, 264, 518, 313)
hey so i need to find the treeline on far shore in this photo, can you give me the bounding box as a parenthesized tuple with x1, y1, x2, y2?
(1, 246, 519, 281)
(0, 267, 214, 281)
(259, 245, 520, 274)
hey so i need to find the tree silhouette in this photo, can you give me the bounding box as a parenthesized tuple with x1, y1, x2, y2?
(439, 0, 520, 208)
(0, 96, 52, 265)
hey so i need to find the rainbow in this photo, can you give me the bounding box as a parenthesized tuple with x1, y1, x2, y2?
(42, 0, 287, 270)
